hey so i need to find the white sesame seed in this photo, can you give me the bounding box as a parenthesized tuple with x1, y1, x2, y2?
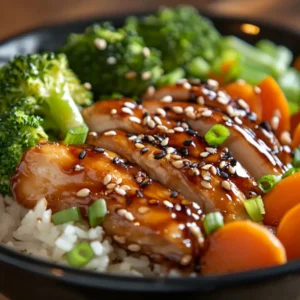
(110, 109, 117, 115)
(200, 152, 209, 158)
(153, 116, 162, 125)
(147, 119, 156, 128)
(161, 137, 169, 147)
(206, 147, 217, 154)
(135, 143, 145, 149)
(166, 129, 175, 134)
(254, 86, 261, 93)
(128, 135, 137, 141)
(207, 79, 219, 88)
(142, 47, 150, 57)
(163, 200, 174, 208)
(216, 96, 230, 105)
(183, 82, 192, 90)
(125, 212, 135, 221)
(76, 188, 90, 197)
(186, 111, 196, 119)
(116, 178, 123, 185)
(201, 110, 212, 117)
(141, 71, 151, 80)
(114, 187, 126, 196)
(89, 132, 97, 137)
(142, 115, 150, 126)
(197, 96, 205, 105)
(222, 180, 231, 191)
(104, 130, 117, 136)
(84, 82, 92, 90)
(146, 86, 155, 96)
(157, 125, 168, 132)
(175, 204, 182, 211)
(103, 174, 112, 185)
(201, 181, 212, 189)
(171, 154, 182, 160)
(174, 127, 184, 132)
(172, 160, 184, 169)
(125, 71, 137, 79)
(190, 225, 204, 244)
(181, 122, 189, 129)
(107, 56, 117, 65)
(219, 161, 227, 168)
(148, 136, 155, 142)
(129, 116, 141, 124)
(181, 255, 192, 266)
(280, 131, 292, 145)
(124, 102, 136, 109)
(106, 183, 117, 190)
(202, 88, 210, 95)
(167, 147, 176, 154)
(121, 107, 133, 115)
(184, 106, 194, 113)
(229, 166, 236, 174)
(222, 116, 229, 121)
(226, 105, 235, 117)
(191, 168, 200, 176)
(201, 164, 213, 170)
(113, 235, 126, 244)
(160, 95, 173, 103)
(117, 209, 127, 217)
(138, 206, 150, 214)
(270, 115, 280, 131)
(237, 99, 249, 110)
(128, 244, 141, 252)
(74, 164, 84, 171)
(172, 106, 184, 114)
(121, 185, 131, 191)
(156, 108, 166, 117)
(192, 213, 200, 220)
(234, 116, 243, 125)
(94, 38, 107, 50)
(210, 166, 217, 175)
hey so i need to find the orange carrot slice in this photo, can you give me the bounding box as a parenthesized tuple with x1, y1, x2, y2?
(292, 123, 300, 149)
(224, 81, 263, 119)
(277, 203, 300, 260)
(263, 172, 300, 226)
(201, 220, 286, 275)
(259, 76, 290, 135)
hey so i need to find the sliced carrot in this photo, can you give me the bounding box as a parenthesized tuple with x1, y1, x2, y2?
(201, 220, 286, 275)
(263, 172, 300, 226)
(292, 123, 300, 149)
(224, 81, 263, 119)
(293, 55, 300, 72)
(291, 111, 300, 137)
(277, 203, 300, 260)
(258, 76, 290, 135)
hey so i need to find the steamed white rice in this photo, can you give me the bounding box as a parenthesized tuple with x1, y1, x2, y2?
(0, 194, 190, 277)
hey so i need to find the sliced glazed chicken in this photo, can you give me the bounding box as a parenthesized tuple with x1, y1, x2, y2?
(11, 143, 204, 265)
(87, 130, 260, 222)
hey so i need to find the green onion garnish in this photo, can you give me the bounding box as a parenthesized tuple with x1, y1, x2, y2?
(64, 125, 89, 145)
(243, 196, 265, 222)
(258, 174, 281, 193)
(282, 167, 300, 179)
(67, 242, 94, 267)
(204, 124, 230, 147)
(292, 147, 300, 168)
(203, 212, 224, 235)
(52, 207, 82, 225)
(88, 199, 107, 227)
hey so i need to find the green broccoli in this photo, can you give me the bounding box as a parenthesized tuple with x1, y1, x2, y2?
(126, 5, 221, 73)
(61, 22, 162, 98)
(0, 52, 92, 137)
(0, 105, 48, 194)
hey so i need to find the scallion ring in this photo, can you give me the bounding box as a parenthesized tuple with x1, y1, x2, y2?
(282, 167, 300, 179)
(88, 199, 107, 227)
(67, 242, 94, 267)
(243, 196, 265, 222)
(292, 147, 300, 168)
(64, 125, 89, 145)
(204, 124, 230, 147)
(52, 207, 82, 225)
(258, 174, 281, 193)
(203, 212, 224, 235)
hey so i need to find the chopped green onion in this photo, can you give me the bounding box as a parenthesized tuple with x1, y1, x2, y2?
(67, 242, 94, 267)
(203, 212, 224, 235)
(292, 147, 300, 168)
(258, 174, 281, 193)
(64, 125, 89, 145)
(88, 199, 107, 227)
(204, 124, 230, 146)
(282, 168, 300, 179)
(52, 207, 82, 225)
(243, 196, 265, 222)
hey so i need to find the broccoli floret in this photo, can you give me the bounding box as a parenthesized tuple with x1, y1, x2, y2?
(61, 22, 163, 98)
(0, 52, 92, 136)
(0, 105, 48, 194)
(126, 5, 221, 73)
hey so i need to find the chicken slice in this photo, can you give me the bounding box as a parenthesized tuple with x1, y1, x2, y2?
(86, 130, 258, 221)
(11, 143, 204, 265)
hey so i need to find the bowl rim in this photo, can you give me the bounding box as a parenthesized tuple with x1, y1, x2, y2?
(0, 11, 300, 293)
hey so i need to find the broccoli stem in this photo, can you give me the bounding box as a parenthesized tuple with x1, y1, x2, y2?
(157, 68, 185, 87)
(186, 57, 210, 79)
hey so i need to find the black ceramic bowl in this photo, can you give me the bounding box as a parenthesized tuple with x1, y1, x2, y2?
(1, 12, 300, 300)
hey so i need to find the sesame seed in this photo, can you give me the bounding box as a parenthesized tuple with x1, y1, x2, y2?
(201, 164, 212, 170)
(84, 82, 92, 90)
(136, 190, 144, 198)
(146, 86, 155, 96)
(124, 102, 136, 109)
(142, 115, 150, 126)
(170, 191, 179, 198)
(216, 96, 230, 105)
(129, 116, 141, 124)
(171, 154, 182, 160)
(222, 116, 229, 121)
(78, 150, 86, 159)
(185, 106, 194, 113)
(201, 181, 212, 189)
(206, 147, 217, 154)
(153, 116, 162, 125)
(190, 225, 204, 244)
(104, 130, 117, 136)
(114, 187, 126, 196)
(94, 38, 107, 50)
(160, 95, 173, 103)
(226, 105, 235, 117)
(254, 86, 261, 93)
(192, 213, 200, 220)
(172, 106, 184, 114)
(141, 147, 149, 154)
(157, 125, 168, 132)
(149, 199, 158, 205)
(103, 174, 112, 185)
(154, 150, 166, 160)
(197, 96, 205, 105)
(107, 56, 117, 65)
(166, 129, 175, 134)
(125, 71, 137, 79)
(174, 126, 184, 132)
(237, 99, 249, 110)
(128, 244, 141, 252)
(175, 204, 182, 211)
(163, 200, 174, 208)
(234, 116, 243, 125)
(207, 79, 219, 88)
(128, 135, 137, 141)
(141, 71, 151, 80)
(210, 166, 217, 175)
(89, 132, 97, 137)
(148, 135, 155, 142)
(106, 183, 117, 190)
(229, 166, 236, 174)
(156, 108, 166, 117)
(140, 179, 152, 187)
(121, 107, 133, 115)
(147, 119, 156, 128)
(270, 115, 280, 131)
(74, 164, 84, 171)
(190, 168, 200, 176)
(219, 161, 227, 168)
(220, 171, 229, 179)
(186, 111, 196, 119)
(200, 152, 209, 158)
(222, 180, 231, 191)
(138, 206, 150, 214)
(201, 110, 212, 117)
(166, 147, 176, 154)
(125, 212, 135, 221)
(135, 143, 145, 149)
(172, 160, 184, 169)
(280, 131, 292, 145)
(111, 109, 117, 115)
(181, 255, 192, 266)
(116, 178, 123, 185)
(161, 137, 169, 147)
(76, 188, 90, 197)
(121, 185, 131, 191)
(113, 235, 126, 244)
(117, 209, 127, 217)
(183, 82, 192, 90)
(94, 147, 105, 153)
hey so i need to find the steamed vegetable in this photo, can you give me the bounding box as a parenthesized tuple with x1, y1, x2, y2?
(0, 106, 48, 194)
(201, 220, 286, 275)
(61, 22, 162, 98)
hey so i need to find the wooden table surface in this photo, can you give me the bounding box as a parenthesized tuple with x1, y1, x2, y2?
(0, 0, 299, 299)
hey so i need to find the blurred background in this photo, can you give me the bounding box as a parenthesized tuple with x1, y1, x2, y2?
(1, 0, 300, 40)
